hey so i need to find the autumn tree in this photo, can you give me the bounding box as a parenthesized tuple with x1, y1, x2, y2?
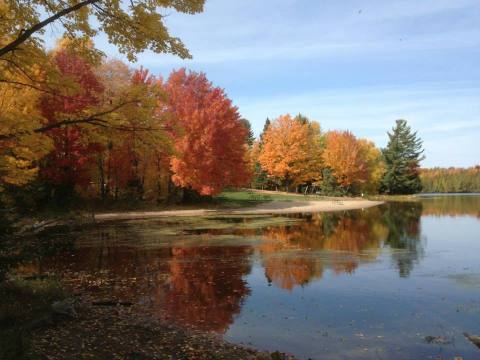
(164, 68, 252, 196)
(1, 0, 205, 89)
(299, 117, 324, 186)
(91, 64, 174, 201)
(38, 48, 104, 198)
(0, 79, 51, 188)
(259, 114, 323, 191)
(0, 0, 204, 117)
(357, 139, 385, 194)
(1, 1, 205, 195)
(381, 119, 424, 194)
(322, 130, 367, 192)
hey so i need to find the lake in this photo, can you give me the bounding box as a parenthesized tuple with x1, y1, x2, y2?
(33, 195, 480, 359)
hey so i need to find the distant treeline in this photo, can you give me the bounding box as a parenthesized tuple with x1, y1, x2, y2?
(420, 166, 480, 193)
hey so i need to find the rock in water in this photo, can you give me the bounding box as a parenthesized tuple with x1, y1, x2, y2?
(424, 335, 451, 345)
(464, 332, 480, 349)
(51, 299, 77, 318)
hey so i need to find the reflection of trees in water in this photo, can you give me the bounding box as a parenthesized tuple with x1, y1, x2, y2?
(260, 208, 388, 290)
(8, 224, 76, 280)
(164, 246, 252, 332)
(37, 225, 254, 333)
(259, 202, 426, 288)
(30, 202, 427, 331)
(381, 202, 423, 277)
(420, 195, 480, 218)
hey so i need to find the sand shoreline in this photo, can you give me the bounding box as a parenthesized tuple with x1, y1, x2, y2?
(94, 199, 383, 221)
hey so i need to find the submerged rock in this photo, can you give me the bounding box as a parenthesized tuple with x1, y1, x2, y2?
(51, 299, 77, 318)
(463, 332, 480, 349)
(424, 335, 451, 345)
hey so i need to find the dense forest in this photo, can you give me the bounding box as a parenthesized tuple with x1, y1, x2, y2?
(420, 167, 480, 193)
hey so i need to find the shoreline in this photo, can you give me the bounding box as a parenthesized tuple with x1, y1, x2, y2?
(94, 199, 384, 221)
(26, 295, 296, 360)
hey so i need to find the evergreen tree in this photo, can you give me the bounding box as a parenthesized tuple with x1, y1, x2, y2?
(294, 113, 309, 125)
(239, 118, 255, 147)
(320, 168, 343, 196)
(252, 118, 271, 189)
(260, 118, 271, 143)
(381, 119, 424, 194)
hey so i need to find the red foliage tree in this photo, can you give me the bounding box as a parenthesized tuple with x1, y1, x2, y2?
(164, 68, 251, 195)
(39, 49, 104, 192)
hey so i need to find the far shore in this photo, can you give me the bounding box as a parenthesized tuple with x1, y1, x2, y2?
(94, 198, 384, 221)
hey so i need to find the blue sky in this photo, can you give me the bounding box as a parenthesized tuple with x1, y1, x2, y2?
(46, 0, 480, 167)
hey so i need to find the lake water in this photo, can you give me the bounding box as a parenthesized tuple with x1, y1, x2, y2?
(35, 195, 480, 359)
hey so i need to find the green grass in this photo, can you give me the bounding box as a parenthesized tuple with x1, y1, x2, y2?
(214, 189, 317, 208)
(218, 190, 423, 205)
(365, 194, 420, 202)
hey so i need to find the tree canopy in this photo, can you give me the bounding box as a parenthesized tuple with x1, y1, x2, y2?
(258, 114, 322, 191)
(165, 69, 252, 196)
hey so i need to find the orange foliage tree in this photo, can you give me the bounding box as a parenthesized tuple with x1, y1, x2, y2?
(322, 130, 368, 191)
(258, 114, 323, 191)
(164, 69, 251, 195)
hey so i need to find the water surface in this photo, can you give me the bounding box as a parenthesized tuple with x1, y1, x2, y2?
(34, 195, 480, 359)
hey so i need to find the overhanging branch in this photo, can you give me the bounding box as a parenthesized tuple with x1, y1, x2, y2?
(0, 0, 99, 57)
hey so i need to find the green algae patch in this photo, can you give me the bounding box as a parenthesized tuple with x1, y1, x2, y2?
(73, 215, 301, 248)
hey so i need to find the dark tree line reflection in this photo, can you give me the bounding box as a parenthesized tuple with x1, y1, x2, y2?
(420, 195, 480, 218)
(28, 201, 426, 332)
(381, 202, 424, 277)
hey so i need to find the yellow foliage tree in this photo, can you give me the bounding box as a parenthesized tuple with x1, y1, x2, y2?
(357, 139, 385, 194)
(0, 81, 51, 188)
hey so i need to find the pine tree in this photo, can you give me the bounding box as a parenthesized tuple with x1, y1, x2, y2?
(381, 119, 424, 194)
(240, 118, 255, 147)
(252, 118, 271, 189)
(260, 118, 271, 142)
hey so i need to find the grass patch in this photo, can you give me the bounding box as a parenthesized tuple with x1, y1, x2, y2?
(214, 189, 309, 208)
(0, 276, 67, 360)
(365, 194, 420, 202)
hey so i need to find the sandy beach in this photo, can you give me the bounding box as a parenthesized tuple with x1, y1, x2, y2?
(94, 199, 383, 221)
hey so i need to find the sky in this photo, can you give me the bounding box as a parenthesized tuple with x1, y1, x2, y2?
(46, 0, 480, 167)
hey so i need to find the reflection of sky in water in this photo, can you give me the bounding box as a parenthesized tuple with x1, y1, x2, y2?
(36, 196, 480, 360)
